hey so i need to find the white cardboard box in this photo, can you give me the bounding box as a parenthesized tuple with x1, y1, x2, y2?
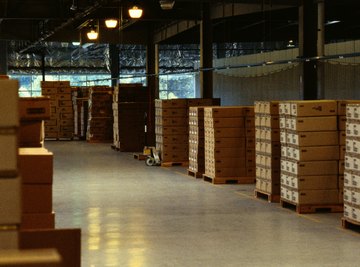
(0, 133, 17, 175)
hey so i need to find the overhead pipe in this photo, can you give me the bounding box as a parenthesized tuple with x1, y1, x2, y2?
(19, 0, 105, 54)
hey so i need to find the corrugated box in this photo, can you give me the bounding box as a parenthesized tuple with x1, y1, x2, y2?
(19, 148, 53, 184)
(291, 146, 339, 161)
(0, 79, 19, 127)
(290, 189, 340, 204)
(155, 99, 187, 109)
(204, 106, 245, 118)
(205, 117, 245, 128)
(19, 121, 44, 147)
(286, 175, 338, 190)
(292, 160, 339, 176)
(289, 131, 338, 146)
(290, 100, 337, 117)
(290, 116, 337, 131)
(0, 229, 19, 249)
(0, 177, 21, 224)
(338, 100, 360, 116)
(0, 130, 18, 176)
(22, 185, 52, 213)
(19, 97, 51, 121)
(21, 212, 55, 230)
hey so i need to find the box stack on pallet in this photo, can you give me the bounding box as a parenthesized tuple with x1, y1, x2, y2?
(41, 81, 74, 140)
(342, 104, 360, 228)
(254, 101, 281, 202)
(279, 100, 343, 214)
(72, 86, 89, 140)
(87, 86, 113, 143)
(188, 107, 206, 178)
(155, 98, 220, 166)
(112, 84, 148, 152)
(155, 99, 189, 165)
(203, 106, 256, 184)
(0, 78, 20, 249)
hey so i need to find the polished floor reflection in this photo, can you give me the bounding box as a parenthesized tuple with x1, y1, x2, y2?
(47, 141, 360, 267)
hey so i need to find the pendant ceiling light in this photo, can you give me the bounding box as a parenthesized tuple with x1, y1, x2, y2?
(128, 5, 143, 18)
(105, 19, 118, 28)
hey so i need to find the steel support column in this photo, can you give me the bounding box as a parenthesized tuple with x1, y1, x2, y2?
(0, 41, 7, 75)
(109, 44, 120, 87)
(200, 3, 213, 99)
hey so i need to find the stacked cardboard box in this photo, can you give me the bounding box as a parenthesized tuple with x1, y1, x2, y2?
(279, 100, 342, 207)
(188, 107, 206, 177)
(155, 98, 220, 165)
(41, 81, 74, 140)
(0, 78, 20, 249)
(112, 84, 148, 151)
(72, 86, 89, 140)
(203, 106, 255, 184)
(254, 101, 281, 201)
(19, 97, 50, 147)
(19, 148, 55, 230)
(87, 86, 113, 142)
(343, 104, 360, 223)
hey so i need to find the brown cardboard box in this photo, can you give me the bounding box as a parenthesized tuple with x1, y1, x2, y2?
(0, 249, 61, 267)
(289, 131, 338, 146)
(205, 117, 245, 128)
(262, 101, 279, 115)
(338, 100, 360, 116)
(263, 116, 280, 128)
(21, 212, 55, 230)
(290, 116, 337, 131)
(19, 148, 53, 184)
(290, 189, 340, 204)
(0, 130, 18, 176)
(339, 131, 346, 145)
(290, 100, 337, 117)
(207, 137, 246, 148)
(204, 106, 245, 118)
(156, 108, 187, 117)
(0, 178, 21, 224)
(211, 167, 247, 177)
(155, 99, 187, 108)
(205, 127, 245, 138)
(0, 229, 19, 249)
(292, 160, 339, 176)
(156, 116, 188, 126)
(187, 98, 220, 107)
(206, 157, 246, 168)
(22, 185, 52, 213)
(286, 174, 338, 190)
(19, 228, 81, 267)
(156, 126, 188, 135)
(291, 146, 339, 161)
(19, 97, 51, 121)
(338, 115, 347, 131)
(0, 79, 19, 127)
(209, 147, 246, 158)
(19, 121, 44, 147)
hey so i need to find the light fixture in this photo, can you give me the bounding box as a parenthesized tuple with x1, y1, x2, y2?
(159, 0, 175, 10)
(87, 29, 98, 40)
(326, 20, 341, 26)
(72, 41, 80, 46)
(105, 19, 118, 28)
(128, 5, 143, 18)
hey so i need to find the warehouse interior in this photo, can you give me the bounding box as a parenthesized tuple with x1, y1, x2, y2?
(1, 0, 360, 266)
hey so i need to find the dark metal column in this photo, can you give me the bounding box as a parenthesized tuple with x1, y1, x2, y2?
(0, 41, 7, 75)
(146, 40, 158, 146)
(41, 51, 46, 81)
(109, 44, 120, 87)
(299, 0, 321, 100)
(200, 3, 213, 99)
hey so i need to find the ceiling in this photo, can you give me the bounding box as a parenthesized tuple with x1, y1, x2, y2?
(1, 0, 360, 53)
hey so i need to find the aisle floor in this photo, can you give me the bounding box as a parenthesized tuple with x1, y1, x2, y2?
(47, 141, 360, 267)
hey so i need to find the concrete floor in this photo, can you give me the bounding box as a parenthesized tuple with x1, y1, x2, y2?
(47, 141, 360, 267)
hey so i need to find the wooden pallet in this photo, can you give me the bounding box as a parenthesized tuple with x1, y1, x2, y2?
(203, 175, 255, 185)
(254, 189, 280, 203)
(187, 169, 203, 178)
(133, 153, 147, 160)
(161, 162, 189, 167)
(87, 139, 113, 144)
(280, 199, 343, 214)
(341, 217, 360, 232)
(45, 138, 73, 141)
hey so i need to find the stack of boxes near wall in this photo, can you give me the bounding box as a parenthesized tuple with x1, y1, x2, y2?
(0, 78, 21, 249)
(279, 100, 342, 207)
(72, 86, 89, 140)
(18, 96, 55, 230)
(254, 101, 281, 200)
(41, 81, 74, 140)
(112, 84, 148, 151)
(87, 86, 113, 143)
(343, 103, 360, 223)
(203, 106, 256, 184)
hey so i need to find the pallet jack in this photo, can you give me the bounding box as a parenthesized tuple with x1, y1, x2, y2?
(143, 112, 161, 166)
